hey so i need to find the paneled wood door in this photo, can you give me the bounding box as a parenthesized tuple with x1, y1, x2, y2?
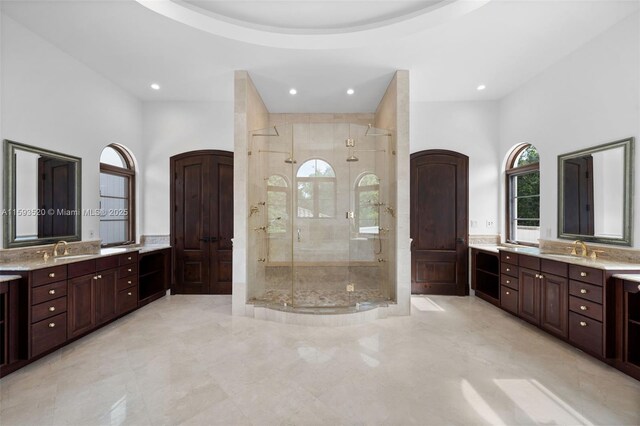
(541, 273, 568, 338)
(518, 268, 541, 325)
(171, 151, 233, 294)
(410, 150, 469, 295)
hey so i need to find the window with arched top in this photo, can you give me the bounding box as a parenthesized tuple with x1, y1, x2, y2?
(267, 175, 289, 234)
(356, 173, 380, 234)
(506, 144, 540, 245)
(100, 144, 135, 246)
(296, 159, 336, 218)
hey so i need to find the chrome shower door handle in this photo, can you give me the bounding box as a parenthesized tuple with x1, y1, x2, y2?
(297, 228, 301, 242)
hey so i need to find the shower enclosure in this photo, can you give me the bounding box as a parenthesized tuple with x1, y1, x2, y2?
(247, 122, 396, 310)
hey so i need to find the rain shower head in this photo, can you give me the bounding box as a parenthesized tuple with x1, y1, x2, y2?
(346, 155, 359, 162)
(285, 156, 297, 164)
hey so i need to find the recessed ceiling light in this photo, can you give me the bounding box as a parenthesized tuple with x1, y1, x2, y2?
(347, 88, 355, 95)
(289, 88, 297, 95)
(477, 84, 486, 91)
(150, 83, 160, 90)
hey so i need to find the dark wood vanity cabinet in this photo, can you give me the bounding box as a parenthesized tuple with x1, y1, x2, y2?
(67, 273, 95, 338)
(471, 248, 500, 306)
(615, 278, 640, 380)
(499, 251, 519, 315)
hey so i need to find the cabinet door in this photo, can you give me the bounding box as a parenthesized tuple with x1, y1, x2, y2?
(68, 274, 95, 338)
(95, 269, 118, 325)
(519, 268, 541, 325)
(541, 273, 568, 338)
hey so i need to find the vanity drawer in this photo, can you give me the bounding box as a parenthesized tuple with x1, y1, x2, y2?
(118, 263, 137, 278)
(32, 281, 67, 305)
(569, 281, 603, 304)
(68, 259, 95, 279)
(569, 265, 603, 286)
(501, 263, 518, 277)
(32, 266, 67, 287)
(117, 286, 138, 314)
(500, 286, 518, 315)
(519, 255, 540, 271)
(119, 252, 138, 266)
(569, 312, 603, 357)
(31, 296, 67, 323)
(500, 275, 518, 290)
(31, 313, 67, 357)
(117, 275, 137, 292)
(96, 255, 119, 271)
(541, 259, 567, 277)
(500, 251, 518, 265)
(623, 280, 640, 294)
(569, 296, 603, 322)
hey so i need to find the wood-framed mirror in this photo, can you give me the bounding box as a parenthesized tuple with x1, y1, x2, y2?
(558, 137, 634, 246)
(3, 140, 82, 248)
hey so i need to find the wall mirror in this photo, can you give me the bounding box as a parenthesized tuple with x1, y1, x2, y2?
(4, 140, 82, 248)
(558, 137, 634, 246)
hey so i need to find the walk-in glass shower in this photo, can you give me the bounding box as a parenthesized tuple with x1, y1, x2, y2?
(247, 122, 396, 310)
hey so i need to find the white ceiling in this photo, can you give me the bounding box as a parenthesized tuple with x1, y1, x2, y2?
(1, 0, 638, 113)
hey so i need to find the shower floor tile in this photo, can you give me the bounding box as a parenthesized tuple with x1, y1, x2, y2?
(250, 288, 389, 307)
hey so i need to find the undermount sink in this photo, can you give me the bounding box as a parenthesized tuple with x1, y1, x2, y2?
(53, 254, 95, 261)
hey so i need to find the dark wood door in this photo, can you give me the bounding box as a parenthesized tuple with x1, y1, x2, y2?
(540, 273, 568, 338)
(519, 268, 541, 325)
(410, 150, 468, 295)
(171, 151, 233, 294)
(68, 274, 95, 338)
(563, 155, 594, 235)
(38, 158, 76, 238)
(95, 269, 117, 325)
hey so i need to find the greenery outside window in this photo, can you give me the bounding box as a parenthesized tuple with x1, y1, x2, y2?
(267, 175, 289, 234)
(296, 159, 336, 218)
(100, 145, 135, 246)
(506, 144, 540, 245)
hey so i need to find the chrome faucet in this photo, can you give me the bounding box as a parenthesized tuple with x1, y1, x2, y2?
(571, 240, 588, 257)
(53, 241, 69, 257)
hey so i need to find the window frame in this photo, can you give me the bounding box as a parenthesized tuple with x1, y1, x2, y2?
(296, 159, 337, 219)
(505, 144, 540, 247)
(99, 145, 135, 247)
(355, 173, 380, 236)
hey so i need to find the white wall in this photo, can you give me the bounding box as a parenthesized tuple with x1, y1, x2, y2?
(499, 12, 640, 245)
(410, 101, 500, 236)
(0, 14, 144, 245)
(141, 101, 233, 236)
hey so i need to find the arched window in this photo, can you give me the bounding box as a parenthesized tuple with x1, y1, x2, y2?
(506, 144, 540, 245)
(296, 159, 336, 218)
(99, 144, 135, 246)
(356, 173, 380, 234)
(267, 175, 288, 233)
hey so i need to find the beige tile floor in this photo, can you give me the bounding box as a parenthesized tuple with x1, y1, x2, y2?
(1, 294, 639, 425)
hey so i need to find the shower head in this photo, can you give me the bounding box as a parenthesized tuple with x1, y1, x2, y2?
(285, 156, 297, 164)
(346, 155, 359, 162)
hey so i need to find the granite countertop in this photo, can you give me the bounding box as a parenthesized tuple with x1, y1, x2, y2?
(470, 243, 640, 271)
(0, 274, 22, 283)
(0, 244, 171, 271)
(612, 274, 640, 283)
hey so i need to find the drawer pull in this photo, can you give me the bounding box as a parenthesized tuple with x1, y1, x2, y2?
(127, 292, 132, 296)
(580, 289, 588, 294)
(48, 306, 55, 312)
(97, 275, 102, 279)
(506, 255, 510, 260)
(579, 321, 587, 327)
(48, 289, 56, 295)
(48, 322, 56, 328)
(580, 305, 588, 311)
(127, 256, 132, 260)
(580, 272, 588, 277)
(128, 280, 132, 284)
(93, 276, 98, 280)
(48, 272, 55, 278)
(638, 284, 640, 291)
(127, 268, 132, 272)
(506, 280, 511, 284)
(505, 291, 510, 295)
(506, 268, 511, 272)
(535, 274, 539, 278)
(539, 274, 544, 279)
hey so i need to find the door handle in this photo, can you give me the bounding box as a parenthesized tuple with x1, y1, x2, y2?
(210, 237, 219, 242)
(456, 237, 466, 244)
(200, 236, 210, 242)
